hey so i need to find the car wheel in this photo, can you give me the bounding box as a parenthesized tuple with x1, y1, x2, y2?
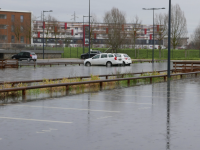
(85, 62, 91, 67)
(106, 62, 112, 67)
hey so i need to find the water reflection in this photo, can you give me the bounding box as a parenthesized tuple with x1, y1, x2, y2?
(166, 80, 171, 150)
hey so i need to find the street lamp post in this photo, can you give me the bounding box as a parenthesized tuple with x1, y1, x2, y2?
(43, 10, 53, 59)
(168, 0, 171, 79)
(83, 16, 92, 54)
(88, 0, 91, 58)
(143, 7, 165, 63)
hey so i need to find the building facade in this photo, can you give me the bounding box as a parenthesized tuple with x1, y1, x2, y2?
(0, 9, 32, 45)
(33, 20, 164, 48)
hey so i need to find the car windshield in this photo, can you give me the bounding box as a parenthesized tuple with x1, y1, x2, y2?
(30, 52, 36, 55)
(115, 54, 121, 57)
(124, 54, 129, 57)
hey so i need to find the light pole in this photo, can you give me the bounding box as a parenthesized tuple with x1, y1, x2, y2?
(168, 0, 171, 79)
(83, 16, 92, 54)
(88, 0, 91, 58)
(43, 10, 53, 59)
(143, 7, 165, 63)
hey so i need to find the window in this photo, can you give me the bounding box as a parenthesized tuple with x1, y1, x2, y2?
(11, 36, 15, 43)
(20, 26, 24, 32)
(0, 24, 6, 29)
(75, 27, 78, 29)
(101, 54, 107, 58)
(67, 27, 70, 29)
(11, 25, 14, 32)
(20, 15, 24, 22)
(11, 15, 15, 22)
(0, 35, 7, 40)
(109, 54, 114, 58)
(0, 14, 7, 19)
(20, 36, 24, 43)
(92, 55, 100, 59)
(115, 54, 121, 57)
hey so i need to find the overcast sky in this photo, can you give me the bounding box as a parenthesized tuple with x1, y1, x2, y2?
(2, 0, 200, 37)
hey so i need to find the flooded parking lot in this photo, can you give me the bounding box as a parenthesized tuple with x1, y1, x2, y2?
(0, 59, 169, 82)
(0, 60, 200, 150)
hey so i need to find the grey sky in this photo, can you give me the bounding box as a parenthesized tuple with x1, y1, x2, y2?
(2, 0, 199, 37)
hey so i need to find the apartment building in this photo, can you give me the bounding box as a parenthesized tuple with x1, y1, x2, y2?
(0, 9, 32, 44)
(33, 20, 164, 48)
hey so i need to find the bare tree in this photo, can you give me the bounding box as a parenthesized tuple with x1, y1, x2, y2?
(129, 15, 142, 58)
(103, 7, 127, 53)
(170, 4, 187, 49)
(191, 23, 200, 50)
(89, 13, 98, 48)
(12, 20, 22, 43)
(51, 17, 60, 47)
(155, 13, 168, 58)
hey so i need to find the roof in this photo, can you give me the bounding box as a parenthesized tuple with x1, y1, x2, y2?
(0, 9, 32, 13)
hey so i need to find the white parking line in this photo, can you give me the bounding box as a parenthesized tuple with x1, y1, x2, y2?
(12, 105, 120, 113)
(97, 116, 112, 119)
(0, 117, 72, 124)
(138, 107, 151, 110)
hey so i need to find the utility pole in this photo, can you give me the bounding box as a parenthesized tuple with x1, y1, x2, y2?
(71, 11, 78, 22)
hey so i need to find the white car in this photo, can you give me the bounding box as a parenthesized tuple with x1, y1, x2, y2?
(84, 53, 122, 67)
(115, 53, 132, 66)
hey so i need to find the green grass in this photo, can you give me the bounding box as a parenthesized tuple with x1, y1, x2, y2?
(62, 47, 200, 60)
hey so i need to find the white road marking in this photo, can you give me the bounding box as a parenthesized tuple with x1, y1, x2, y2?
(36, 132, 45, 134)
(138, 107, 151, 110)
(51, 99, 153, 105)
(42, 130, 51, 132)
(49, 128, 58, 131)
(0, 138, 2, 140)
(97, 116, 112, 119)
(13, 105, 120, 113)
(0, 117, 72, 124)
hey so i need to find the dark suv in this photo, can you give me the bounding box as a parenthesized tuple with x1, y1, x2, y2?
(12, 51, 37, 61)
(81, 50, 101, 59)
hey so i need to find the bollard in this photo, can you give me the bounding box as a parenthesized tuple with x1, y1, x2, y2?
(127, 80, 130, 86)
(164, 76, 167, 82)
(150, 77, 152, 84)
(106, 76, 108, 79)
(100, 82, 103, 90)
(195, 73, 197, 77)
(22, 89, 26, 101)
(180, 75, 183, 79)
(66, 85, 69, 94)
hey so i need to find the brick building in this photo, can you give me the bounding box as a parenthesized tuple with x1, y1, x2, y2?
(0, 9, 32, 44)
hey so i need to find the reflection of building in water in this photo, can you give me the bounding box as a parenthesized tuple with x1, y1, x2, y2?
(32, 21, 168, 48)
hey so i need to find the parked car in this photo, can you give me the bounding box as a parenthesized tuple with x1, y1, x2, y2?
(84, 53, 123, 67)
(81, 50, 101, 59)
(115, 53, 132, 66)
(12, 51, 37, 61)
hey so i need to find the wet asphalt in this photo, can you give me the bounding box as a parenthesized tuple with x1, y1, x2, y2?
(0, 60, 200, 150)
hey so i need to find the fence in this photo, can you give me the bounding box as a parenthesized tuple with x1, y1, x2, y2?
(0, 71, 199, 100)
(62, 47, 200, 60)
(0, 43, 64, 51)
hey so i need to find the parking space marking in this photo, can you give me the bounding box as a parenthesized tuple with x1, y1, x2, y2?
(97, 116, 112, 119)
(0, 117, 72, 124)
(13, 105, 120, 113)
(53, 98, 153, 105)
(138, 107, 151, 110)
(37, 128, 58, 134)
(99, 93, 182, 100)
